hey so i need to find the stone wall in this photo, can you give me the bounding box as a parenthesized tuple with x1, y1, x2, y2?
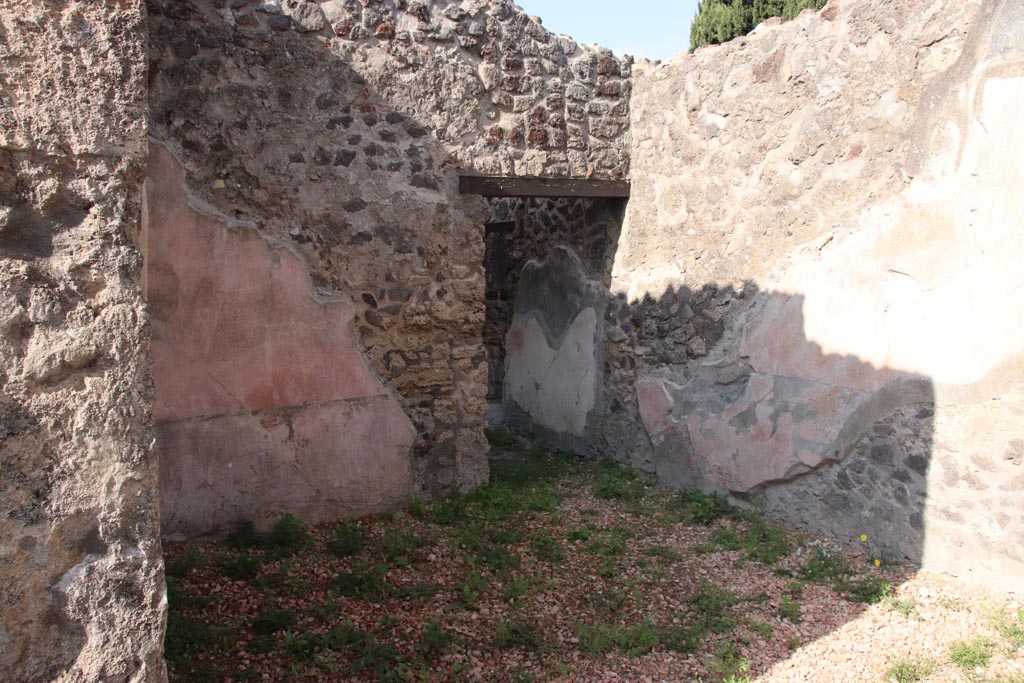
(145, 0, 632, 536)
(618, 0, 1024, 592)
(0, 2, 165, 681)
(318, 0, 632, 179)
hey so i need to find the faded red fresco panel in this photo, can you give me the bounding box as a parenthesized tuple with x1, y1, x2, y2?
(146, 143, 415, 538)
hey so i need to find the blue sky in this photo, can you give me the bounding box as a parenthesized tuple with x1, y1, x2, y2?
(514, 0, 702, 61)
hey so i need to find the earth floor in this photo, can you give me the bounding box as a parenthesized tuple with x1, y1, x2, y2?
(164, 438, 1023, 683)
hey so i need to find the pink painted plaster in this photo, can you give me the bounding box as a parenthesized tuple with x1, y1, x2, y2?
(636, 378, 674, 436)
(146, 144, 415, 537)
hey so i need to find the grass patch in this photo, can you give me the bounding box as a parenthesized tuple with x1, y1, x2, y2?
(800, 546, 849, 583)
(417, 621, 454, 656)
(841, 575, 892, 604)
(252, 608, 298, 635)
(714, 642, 753, 683)
(484, 425, 515, 446)
(745, 617, 773, 639)
(325, 521, 364, 558)
(711, 527, 743, 551)
(165, 613, 217, 665)
(221, 552, 261, 581)
(799, 545, 891, 603)
(688, 579, 737, 635)
(574, 620, 660, 657)
(949, 637, 994, 669)
(592, 459, 653, 503)
(222, 513, 310, 560)
(530, 529, 565, 562)
(494, 619, 544, 650)
(501, 574, 533, 601)
(886, 658, 936, 683)
(390, 581, 441, 600)
(457, 570, 488, 609)
(349, 633, 403, 679)
(166, 546, 206, 579)
(431, 450, 571, 527)
(778, 595, 801, 623)
(664, 490, 735, 524)
(643, 545, 683, 562)
(586, 529, 629, 558)
(996, 609, 1024, 649)
(741, 517, 790, 565)
(334, 563, 389, 599)
(886, 596, 918, 618)
(381, 528, 426, 567)
(166, 576, 212, 610)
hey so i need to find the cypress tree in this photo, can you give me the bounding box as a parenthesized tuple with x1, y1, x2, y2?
(690, 0, 827, 51)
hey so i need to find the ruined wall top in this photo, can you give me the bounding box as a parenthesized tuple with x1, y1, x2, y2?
(186, 0, 633, 179)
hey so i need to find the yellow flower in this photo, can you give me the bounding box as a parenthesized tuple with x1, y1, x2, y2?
(860, 534, 868, 542)
(874, 559, 881, 567)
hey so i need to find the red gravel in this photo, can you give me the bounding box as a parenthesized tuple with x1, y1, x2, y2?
(164, 452, 1023, 683)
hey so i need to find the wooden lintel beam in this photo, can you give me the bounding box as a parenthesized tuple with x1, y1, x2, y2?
(459, 175, 630, 199)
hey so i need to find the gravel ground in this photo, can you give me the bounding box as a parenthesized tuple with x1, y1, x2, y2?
(164, 446, 1023, 683)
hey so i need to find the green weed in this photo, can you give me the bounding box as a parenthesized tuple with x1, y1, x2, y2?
(265, 514, 309, 558)
(591, 458, 654, 504)
(585, 529, 629, 558)
(164, 613, 216, 665)
(841, 576, 892, 604)
(457, 570, 488, 609)
(949, 637, 993, 669)
(252, 608, 297, 635)
(885, 658, 936, 683)
(350, 634, 402, 678)
(405, 499, 429, 519)
(665, 490, 735, 524)
(165, 576, 212, 610)
(165, 546, 206, 579)
(390, 582, 441, 600)
(222, 552, 261, 581)
(800, 545, 891, 603)
(688, 579, 737, 635)
(714, 642, 753, 683)
(494, 619, 543, 650)
(886, 597, 918, 618)
(484, 426, 515, 447)
(574, 620, 660, 657)
(711, 527, 743, 551)
(381, 529, 426, 567)
(325, 522, 364, 558)
(530, 529, 564, 562)
(501, 575, 533, 601)
(744, 617, 773, 639)
(510, 668, 537, 683)
(589, 586, 633, 616)
(996, 609, 1024, 649)
(742, 517, 790, 565)
(800, 546, 849, 583)
(417, 621, 454, 656)
(643, 545, 683, 562)
(778, 595, 801, 623)
(221, 514, 309, 560)
(334, 563, 389, 599)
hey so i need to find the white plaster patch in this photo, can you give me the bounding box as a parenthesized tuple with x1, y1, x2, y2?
(505, 307, 598, 437)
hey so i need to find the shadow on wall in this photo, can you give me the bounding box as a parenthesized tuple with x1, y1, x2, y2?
(628, 284, 935, 567)
(505, 257, 936, 567)
(146, 2, 493, 539)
